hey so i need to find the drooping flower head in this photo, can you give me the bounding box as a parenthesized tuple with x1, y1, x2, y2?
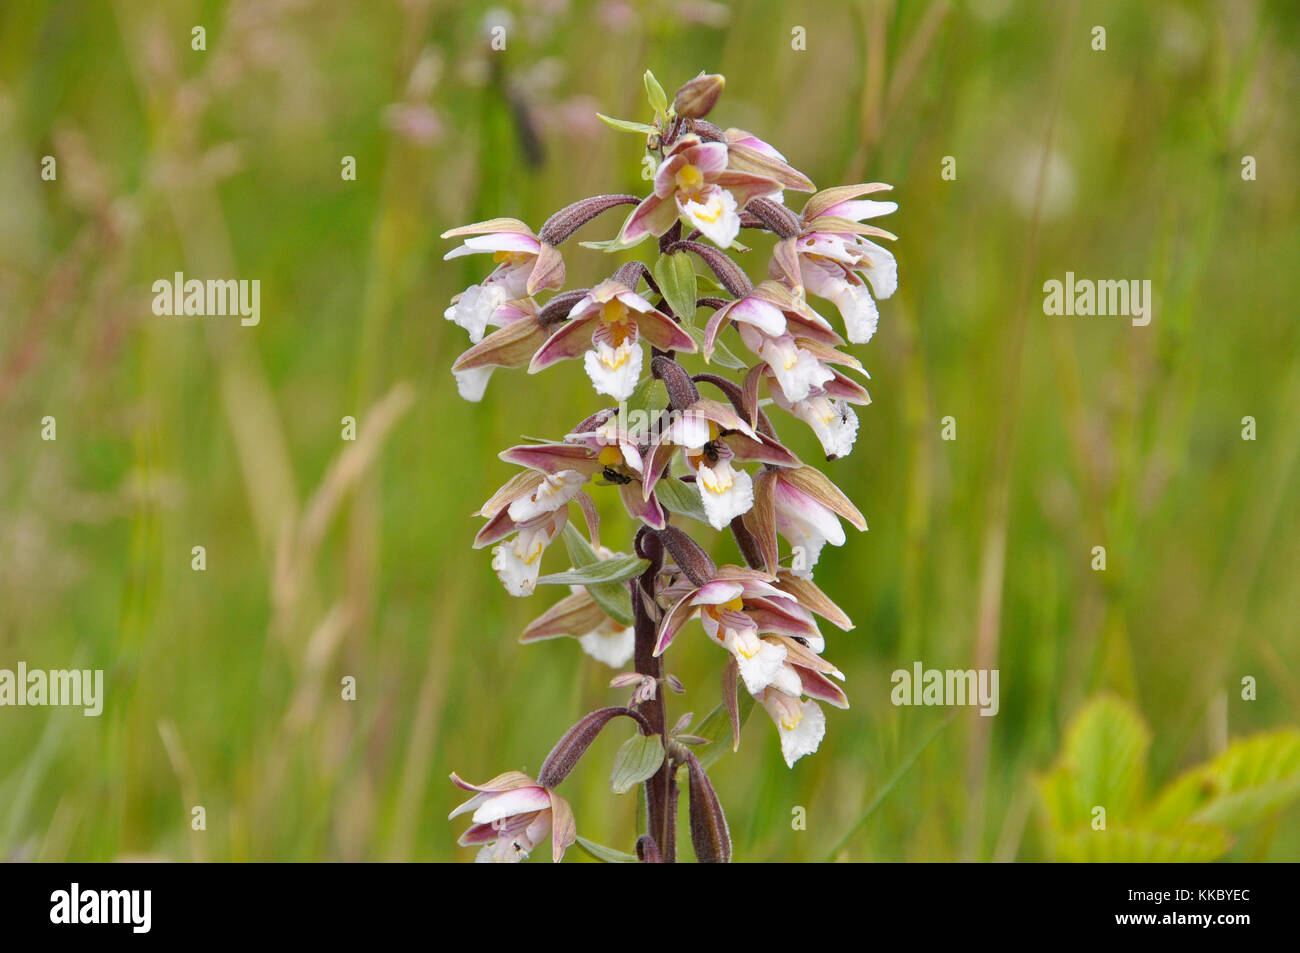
(442, 218, 564, 342)
(449, 772, 576, 863)
(774, 184, 898, 344)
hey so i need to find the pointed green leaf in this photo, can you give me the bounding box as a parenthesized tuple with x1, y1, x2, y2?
(537, 554, 649, 587)
(684, 323, 749, 370)
(575, 835, 640, 863)
(643, 70, 668, 120)
(596, 113, 657, 136)
(653, 476, 710, 524)
(653, 251, 697, 325)
(694, 692, 756, 769)
(611, 733, 665, 795)
(559, 523, 635, 626)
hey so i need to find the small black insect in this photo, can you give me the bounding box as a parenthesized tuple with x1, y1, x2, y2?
(792, 636, 810, 647)
(601, 465, 633, 485)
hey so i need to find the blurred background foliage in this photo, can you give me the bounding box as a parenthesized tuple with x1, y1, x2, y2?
(1, 0, 1298, 862)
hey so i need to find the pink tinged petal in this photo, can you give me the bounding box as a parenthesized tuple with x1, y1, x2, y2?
(441, 217, 534, 240)
(548, 792, 577, 863)
(620, 481, 666, 529)
(689, 398, 758, 440)
(824, 368, 871, 404)
(634, 306, 698, 353)
(528, 314, 598, 371)
(478, 470, 546, 520)
(774, 480, 847, 546)
(745, 604, 823, 644)
(653, 152, 690, 197)
(449, 769, 538, 796)
(527, 243, 565, 294)
(728, 296, 788, 336)
(701, 299, 739, 361)
(520, 590, 608, 643)
(823, 199, 898, 221)
(654, 589, 701, 655)
(473, 508, 516, 549)
(640, 439, 678, 500)
(669, 408, 715, 447)
(507, 469, 587, 522)
(725, 431, 800, 468)
(501, 443, 603, 476)
(712, 169, 784, 208)
(470, 786, 553, 824)
(449, 792, 491, 820)
(801, 183, 893, 222)
(800, 668, 850, 709)
(618, 193, 678, 245)
(685, 140, 730, 176)
(691, 579, 746, 606)
(444, 232, 541, 259)
(456, 822, 500, 846)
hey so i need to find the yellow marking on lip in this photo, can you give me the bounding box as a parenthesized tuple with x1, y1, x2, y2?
(675, 163, 705, 194)
(598, 445, 622, 466)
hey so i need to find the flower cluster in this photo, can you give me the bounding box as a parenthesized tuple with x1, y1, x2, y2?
(442, 71, 897, 862)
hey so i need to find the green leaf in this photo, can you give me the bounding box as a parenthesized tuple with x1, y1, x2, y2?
(578, 238, 633, 253)
(653, 251, 697, 324)
(653, 476, 710, 524)
(596, 113, 656, 136)
(611, 733, 665, 795)
(643, 70, 668, 120)
(537, 554, 648, 587)
(684, 323, 749, 370)
(575, 835, 639, 863)
(1060, 695, 1150, 824)
(625, 376, 667, 422)
(1145, 729, 1300, 832)
(694, 693, 756, 769)
(1052, 826, 1232, 863)
(559, 524, 634, 626)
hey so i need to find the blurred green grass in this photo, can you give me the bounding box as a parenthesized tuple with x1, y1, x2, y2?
(1, 0, 1297, 861)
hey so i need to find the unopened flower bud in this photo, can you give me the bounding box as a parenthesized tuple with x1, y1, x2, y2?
(673, 73, 725, 119)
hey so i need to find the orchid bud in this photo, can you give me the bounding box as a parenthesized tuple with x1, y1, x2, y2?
(672, 72, 725, 119)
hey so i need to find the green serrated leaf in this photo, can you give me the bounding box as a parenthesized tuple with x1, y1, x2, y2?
(1062, 695, 1150, 824)
(575, 835, 640, 863)
(695, 693, 756, 769)
(683, 323, 749, 370)
(653, 476, 710, 524)
(596, 113, 657, 136)
(1145, 729, 1300, 832)
(1052, 825, 1232, 863)
(559, 524, 634, 626)
(611, 733, 665, 795)
(653, 251, 697, 324)
(536, 554, 649, 587)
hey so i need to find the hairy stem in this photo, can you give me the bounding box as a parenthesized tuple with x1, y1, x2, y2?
(632, 529, 674, 861)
